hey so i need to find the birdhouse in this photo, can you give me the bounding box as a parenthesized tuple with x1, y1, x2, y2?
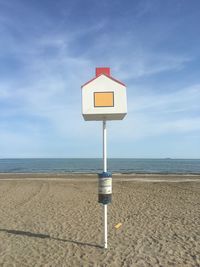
(81, 67, 127, 121)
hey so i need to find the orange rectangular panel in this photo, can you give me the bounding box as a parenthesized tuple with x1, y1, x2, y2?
(94, 92, 114, 107)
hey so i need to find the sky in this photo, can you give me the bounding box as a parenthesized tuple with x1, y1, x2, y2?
(0, 0, 200, 158)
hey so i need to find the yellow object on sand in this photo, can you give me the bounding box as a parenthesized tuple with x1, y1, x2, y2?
(115, 223, 122, 229)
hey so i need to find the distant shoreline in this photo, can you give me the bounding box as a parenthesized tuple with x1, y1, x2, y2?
(1, 158, 200, 174)
(0, 172, 200, 175)
(0, 173, 200, 183)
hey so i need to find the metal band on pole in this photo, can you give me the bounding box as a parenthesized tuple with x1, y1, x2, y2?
(103, 120, 108, 249)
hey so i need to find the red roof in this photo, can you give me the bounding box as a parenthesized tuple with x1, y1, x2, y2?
(81, 73, 126, 88)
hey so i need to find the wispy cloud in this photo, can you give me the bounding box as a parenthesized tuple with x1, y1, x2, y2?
(110, 84, 200, 141)
(114, 53, 191, 80)
(131, 84, 200, 114)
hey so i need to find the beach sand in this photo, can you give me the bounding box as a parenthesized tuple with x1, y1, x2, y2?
(0, 173, 199, 267)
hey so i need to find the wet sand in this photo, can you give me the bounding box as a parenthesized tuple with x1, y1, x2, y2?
(0, 173, 199, 266)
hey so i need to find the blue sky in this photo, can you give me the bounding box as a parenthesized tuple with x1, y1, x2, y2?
(0, 0, 200, 158)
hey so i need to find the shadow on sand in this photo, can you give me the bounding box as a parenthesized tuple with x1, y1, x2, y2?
(0, 228, 102, 248)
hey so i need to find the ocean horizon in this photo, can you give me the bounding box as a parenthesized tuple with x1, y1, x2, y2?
(0, 158, 200, 174)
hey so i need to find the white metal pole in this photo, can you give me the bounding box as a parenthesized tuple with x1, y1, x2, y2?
(103, 120, 108, 249)
(103, 120, 107, 172)
(104, 204, 108, 249)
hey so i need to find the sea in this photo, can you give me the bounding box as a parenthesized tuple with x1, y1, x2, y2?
(0, 158, 200, 174)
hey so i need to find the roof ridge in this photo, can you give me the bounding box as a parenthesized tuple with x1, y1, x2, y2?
(81, 73, 126, 88)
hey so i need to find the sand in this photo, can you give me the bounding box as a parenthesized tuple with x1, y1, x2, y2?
(0, 173, 199, 267)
